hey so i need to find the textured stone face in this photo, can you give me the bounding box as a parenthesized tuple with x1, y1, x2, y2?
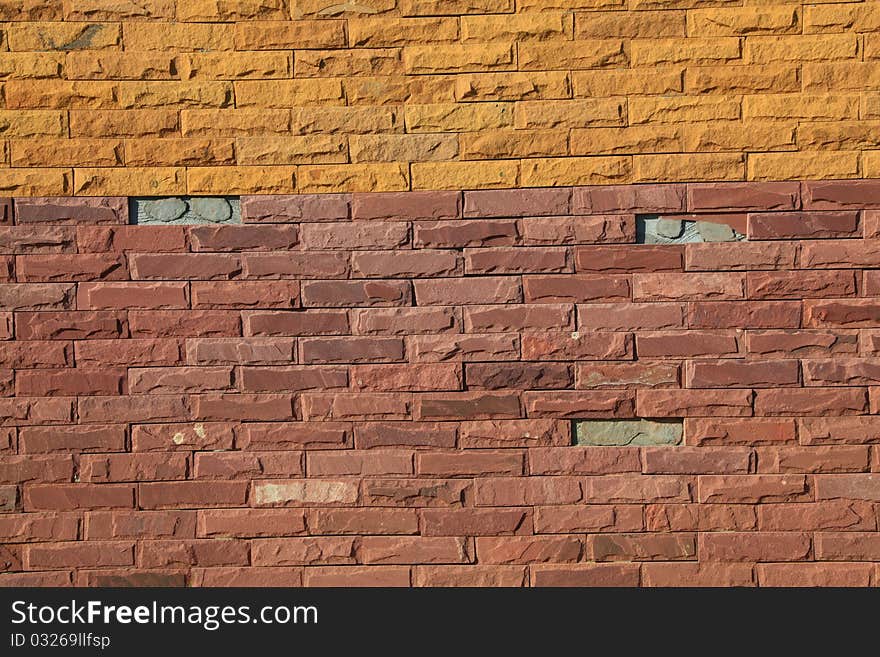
(132, 197, 240, 224)
(574, 419, 683, 447)
(638, 215, 745, 244)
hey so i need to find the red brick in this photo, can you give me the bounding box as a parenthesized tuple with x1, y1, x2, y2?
(531, 563, 640, 586)
(413, 566, 526, 587)
(77, 339, 182, 366)
(459, 419, 568, 448)
(417, 450, 523, 477)
(130, 310, 241, 337)
(0, 283, 75, 310)
(633, 273, 744, 301)
(132, 422, 234, 452)
(804, 359, 880, 386)
(240, 194, 349, 223)
(814, 474, 880, 501)
(303, 393, 411, 421)
(350, 364, 461, 391)
(637, 389, 753, 417)
(701, 532, 811, 561)
(0, 513, 79, 542)
(586, 533, 695, 561)
(353, 250, 460, 277)
(16, 368, 126, 396)
(0, 227, 76, 254)
(359, 536, 472, 564)
(191, 281, 299, 309)
(519, 215, 634, 245)
(758, 500, 876, 531)
(139, 481, 248, 509)
(421, 508, 531, 536)
(685, 359, 799, 388)
(15, 197, 127, 224)
(77, 225, 187, 253)
(529, 447, 640, 475)
(698, 474, 810, 503)
(26, 542, 134, 569)
(414, 220, 519, 248)
(801, 240, 880, 268)
(757, 563, 872, 587)
(352, 191, 459, 221)
(0, 397, 75, 426)
(301, 222, 408, 249)
(0, 455, 73, 484)
(244, 310, 348, 336)
(238, 422, 352, 450)
(806, 300, 880, 327)
(414, 392, 520, 420)
(758, 446, 870, 474)
(464, 304, 573, 332)
(524, 390, 635, 418)
(466, 247, 568, 274)
(130, 253, 243, 280)
(0, 572, 72, 586)
(412, 334, 522, 362)
(802, 179, 880, 209)
(688, 182, 800, 211)
(464, 188, 570, 218)
(362, 478, 469, 508)
(686, 242, 796, 272)
(80, 453, 188, 482)
(24, 484, 134, 511)
(475, 477, 582, 506)
(577, 303, 684, 330)
(302, 280, 412, 308)
(243, 252, 350, 279)
(573, 184, 685, 214)
(534, 505, 644, 534)
(139, 540, 249, 568)
(754, 387, 867, 416)
(353, 307, 459, 335)
(814, 532, 880, 560)
(186, 337, 295, 365)
(643, 447, 752, 474)
(197, 509, 307, 538)
(310, 509, 418, 535)
(303, 566, 410, 587)
(194, 452, 303, 479)
(521, 332, 632, 361)
(307, 451, 413, 476)
(476, 535, 582, 564)
(748, 211, 860, 240)
(523, 275, 629, 303)
(16, 311, 127, 340)
(17, 254, 127, 282)
(190, 225, 298, 251)
(799, 417, 880, 445)
(87, 511, 196, 539)
(643, 563, 755, 587)
(646, 504, 757, 532)
(575, 245, 683, 273)
(79, 282, 189, 309)
(415, 276, 521, 305)
(192, 394, 295, 421)
(240, 365, 348, 392)
(129, 366, 234, 394)
(577, 362, 680, 389)
(465, 362, 572, 390)
(0, 341, 72, 367)
(747, 330, 858, 357)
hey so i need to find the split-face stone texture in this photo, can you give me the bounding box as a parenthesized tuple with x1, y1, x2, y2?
(3, 181, 880, 588)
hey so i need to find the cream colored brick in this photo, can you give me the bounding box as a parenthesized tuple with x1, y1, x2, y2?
(411, 161, 519, 190)
(348, 18, 459, 46)
(8, 22, 121, 51)
(574, 10, 684, 38)
(74, 167, 185, 196)
(572, 68, 683, 97)
(805, 3, 880, 34)
(0, 111, 67, 138)
(631, 38, 741, 65)
(0, 53, 62, 79)
(518, 40, 627, 70)
(804, 63, 880, 92)
(454, 71, 570, 102)
(680, 122, 797, 152)
(5, 81, 116, 109)
(176, 52, 292, 80)
(798, 122, 880, 151)
(461, 13, 572, 42)
(0, 169, 72, 196)
(403, 44, 515, 74)
(295, 49, 403, 78)
(743, 94, 859, 121)
(188, 166, 297, 194)
(515, 98, 625, 129)
(685, 64, 799, 94)
(349, 134, 458, 162)
(233, 21, 346, 50)
(10, 139, 123, 167)
(116, 81, 233, 109)
(292, 0, 396, 17)
(292, 107, 401, 134)
(459, 129, 568, 160)
(63, 0, 175, 20)
(521, 156, 631, 187)
(177, 0, 289, 21)
(237, 135, 349, 165)
(688, 6, 800, 36)
(400, 0, 514, 15)
(633, 153, 745, 183)
(70, 110, 178, 138)
(630, 96, 740, 124)
(126, 138, 236, 166)
(181, 110, 292, 137)
(746, 34, 860, 63)
(123, 22, 234, 51)
(570, 126, 684, 156)
(65, 52, 176, 80)
(748, 152, 860, 181)
(405, 103, 512, 133)
(344, 76, 455, 105)
(298, 163, 409, 193)
(234, 80, 345, 107)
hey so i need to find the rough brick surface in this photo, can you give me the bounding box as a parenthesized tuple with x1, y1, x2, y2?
(4, 183, 880, 588)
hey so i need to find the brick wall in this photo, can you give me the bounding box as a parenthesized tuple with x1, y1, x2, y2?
(2, 182, 880, 587)
(2, 2, 880, 195)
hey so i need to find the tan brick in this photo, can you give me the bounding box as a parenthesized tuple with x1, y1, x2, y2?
(517, 0, 621, 9)
(679, 122, 797, 152)
(519, 40, 627, 70)
(63, 0, 175, 20)
(187, 166, 297, 195)
(461, 13, 572, 42)
(297, 163, 409, 193)
(804, 63, 880, 92)
(344, 76, 455, 105)
(0, 169, 71, 196)
(233, 21, 346, 50)
(295, 48, 403, 78)
(234, 80, 344, 107)
(631, 38, 741, 65)
(74, 167, 185, 196)
(403, 44, 515, 74)
(8, 22, 121, 51)
(237, 135, 348, 165)
(861, 151, 880, 177)
(748, 152, 860, 181)
(685, 64, 799, 94)
(0, 110, 67, 138)
(515, 98, 624, 129)
(10, 139, 123, 167)
(406, 103, 512, 133)
(126, 138, 236, 166)
(574, 10, 684, 38)
(805, 4, 880, 34)
(743, 94, 859, 121)
(630, 96, 740, 124)
(570, 126, 684, 156)
(798, 122, 880, 151)
(399, 0, 514, 15)
(0, 53, 63, 79)
(176, 52, 292, 80)
(572, 68, 683, 97)
(411, 161, 519, 190)
(862, 93, 880, 120)
(65, 52, 176, 80)
(746, 34, 860, 63)
(348, 18, 459, 46)
(349, 134, 458, 162)
(116, 81, 233, 109)
(633, 153, 745, 182)
(5, 80, 118, 109)
(520, 156, 631, 187)
(177, 0, 289, 21)
(454, 72, 570, 102)
(688, 7, 800, 36)
(460, 129, 568, 160)
(123, 22, 234, 51)
(292, 0, 396, 17)
(0, 0, 64, 20)
(181, 110, 291, 137)
(292, 107, 400, 134)
(70, 110, 178, 137)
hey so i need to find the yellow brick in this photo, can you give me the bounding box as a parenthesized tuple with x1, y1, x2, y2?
(8, 22, 121, 51)
(746, 34, 859, 63)
(126, 138, 236, 166)
(748, 152, 860, 181)
(399, 0, 514, 15)
(70, 110, 178, 137)
(116, 82, 233, 109)
(233, 21, 347, 50)
(629, 96, 740, 124)
(743, 94, 859, 121)
(515, 98, 625, 129)
(454, 72, 570, 102)
(860, 151, 880, 177)
(187, 166, 297, 194)
(65, 52, 176, 80)
(405, 103, 512, 133)
(298, 163, 409, 193)
(295, 49, 403, 78)
(0, 110, 67, 137)
(0, 53, 62, 79)
(237, 135, 349, 165)
(74, 167, 185, 196)
(0, 0, 63, 20)
(572, 68, 683, 97)
(518, 40, 627, 70)
(630, 0, 738, 7)
(292, 0, 396, 18)
(348, 18, 459, 46)
(805, 3, 880, 34)
(0, 169, 72, 196)
(631, 38, 741, 65)
(866, 35, 880, 60)
(633, 153, 745, 183)
(687, 7, 800, 36)
(521, 156, 631, 187)
(459, 129, 568, 160)
(123, 22, 234, 51)
(176, 52, 292, 80)
(517, 0, 622, 9)
(234, 79, 345, 107)
(411, 161, 519, 190)
(461, 13, 572, 42)
(685, 64, 799, 94)
(574, 10, 685, 38)
(680, 122, 797, 152)
(292, 106, 400, 134)
(349, 134, 458, 162)
(344, 76, 455, 105)
(860, 94, 880, 120)
(403, 44, 515, 74)
(177, 0, 288, 21)
(10, 139, 123, 167)
(798, 122, 880, 151)
(570, 126, 684, 156)
(63, 0, 175, 20)
(181, 110, 291, 137)
(5, 81, 116, 109)
(803, 63, 880, 92)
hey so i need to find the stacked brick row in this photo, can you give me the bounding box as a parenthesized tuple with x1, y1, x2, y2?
(3, 2, 880, 194)
(1, 180, 879, 586)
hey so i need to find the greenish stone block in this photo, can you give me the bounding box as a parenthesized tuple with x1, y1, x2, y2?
(132, 196, 241, 225)
(573, 419, 683, 446)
